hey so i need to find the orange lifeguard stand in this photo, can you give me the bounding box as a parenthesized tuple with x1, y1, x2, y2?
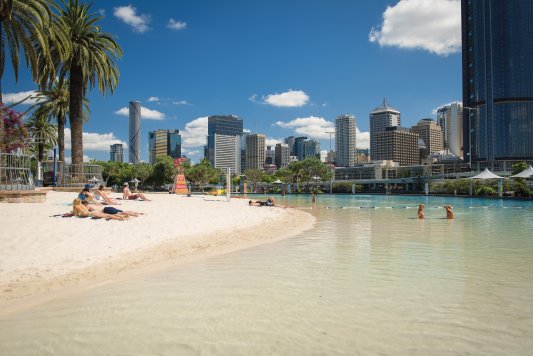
(173, 158, 189, 195)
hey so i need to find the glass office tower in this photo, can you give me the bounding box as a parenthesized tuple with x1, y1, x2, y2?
(461, 0, 533, 170)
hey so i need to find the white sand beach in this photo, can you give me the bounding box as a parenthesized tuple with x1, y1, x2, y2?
(0, 191, 314, 313)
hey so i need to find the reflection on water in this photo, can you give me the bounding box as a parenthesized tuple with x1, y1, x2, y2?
(0, 195, 532, 355)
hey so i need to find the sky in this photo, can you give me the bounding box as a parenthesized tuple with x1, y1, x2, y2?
(4, 0, 463, 163)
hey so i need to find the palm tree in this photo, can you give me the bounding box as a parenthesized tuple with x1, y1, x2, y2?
(55, 0, 122, 168)
(31, 78, 89, 163)
(26, 113, 58, 162)
(0, 0, 57, 102)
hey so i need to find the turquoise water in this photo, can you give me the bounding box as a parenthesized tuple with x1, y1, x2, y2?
(0, 195, 531, 355)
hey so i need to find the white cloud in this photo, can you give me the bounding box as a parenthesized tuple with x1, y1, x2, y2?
(64, 128, 127, 151)
(147, 96, 159, 102)
(181, 116, 208, 148)
(172, 100, 189, 105)
(64, 155, 93, 164)
(113, 5, 150, 33)
(114, 106, 165, 120)
(98, 9, 106, 17)
(167, 18, 187, 30)
(3, 90, 40, 105)
(265, 137, 283, 147)
(275, 116, 334, 139)
(261, 90, 310, 107)
(356, 128, 370, 149)
(369, 0, 461, 56)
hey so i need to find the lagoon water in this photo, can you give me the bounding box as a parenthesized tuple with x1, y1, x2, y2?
(0, 195, 531, 355)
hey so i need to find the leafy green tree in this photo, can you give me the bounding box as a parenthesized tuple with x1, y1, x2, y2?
(150, 155, 176, 188)
(26, 113, 58, 161)
(132, 163, 153, 188)
(244, 168, 263, 192)
(185, 158, 218, 191)
(512, 162, 528, 175)
(55, 0, 122, 167)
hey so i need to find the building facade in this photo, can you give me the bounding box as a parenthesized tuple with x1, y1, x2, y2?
(285, 136, 296, 156)
(109, 144, 124, 162)
(265, 145, 275, 165)
(275, 143, 290, 169)
(411, 118, 443, 159)
(246, 134, 266, 170)
(355, 148, 370, 163)
(375, 126, 419, 166)
(304, 139, 321, 159)
(369, 98, 401, 160)
(148, 129, 182, 164)
(335, 114, 356, 167)
(461, 0, 533, 170)
(128, 101, 141, 164)
(207, 115, 243, 174)
(294, 137, 308, 161)
(437, 102, 463, 158)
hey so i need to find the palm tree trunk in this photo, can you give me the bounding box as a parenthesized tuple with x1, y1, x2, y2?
(69, 62, 84, 173)
(58, 113, 65, 163)
(38, 143, 44, 162)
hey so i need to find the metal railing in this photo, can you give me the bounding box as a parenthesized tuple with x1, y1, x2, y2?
(0, 153, 34, 191)
(41, 162, 103, 187)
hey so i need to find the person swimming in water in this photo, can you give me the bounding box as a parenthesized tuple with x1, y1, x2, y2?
(444, 205, 454, 219)
(417, 203, 425, 219)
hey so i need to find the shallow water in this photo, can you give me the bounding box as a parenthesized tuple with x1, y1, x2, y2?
(0, 195, 532, 355)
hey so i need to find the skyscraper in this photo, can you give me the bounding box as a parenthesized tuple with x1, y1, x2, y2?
(411, 119, 443, 159)
(294, 137, 308, 161)
(304, 139, 321, 159)
(375, 127, 419, 166)
(246, 134, 266, 170)
(461, 0, 533, 170)
(128, 101, 141, 164)
(275, 143, 290, 169)
(110, 144, 124, 162)
(207, 115, 243, 174)
(437, 102, 463, 158)
(369, 99, 400, 160)
(335, 114, 356, 167)
(285, 136, 296, 156)
(148, 129, 182, 164)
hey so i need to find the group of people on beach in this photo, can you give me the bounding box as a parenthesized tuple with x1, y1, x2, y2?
(417, 204, 454, 219)
(67, 183, 150, 221)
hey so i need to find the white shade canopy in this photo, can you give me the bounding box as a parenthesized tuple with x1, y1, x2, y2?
(469, 168, 503, 179)
(273, 179, 282, 184)
(510, 165, 533, 178)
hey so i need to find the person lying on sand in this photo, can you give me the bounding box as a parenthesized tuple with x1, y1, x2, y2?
(249, 197, 284, 207)
(72, 199, 125, 220)
(81, 201, 143, 218)
(94, 185, 119, 205)
(122, 183, 151, 201)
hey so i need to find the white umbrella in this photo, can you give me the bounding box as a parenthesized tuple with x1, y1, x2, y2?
(469, 168, 503, 179)
(273, 179, 282, 184)
(510, 165, 533, 178)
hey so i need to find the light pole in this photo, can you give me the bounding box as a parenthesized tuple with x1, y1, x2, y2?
(325, 130, 335, 163)
(325, 130, 335, 194)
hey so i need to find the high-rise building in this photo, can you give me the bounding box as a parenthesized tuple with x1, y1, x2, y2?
(148, 129, 182, 164)
(110, 144, 124, 162)
(128, 101, 141, 163)
(411, 119, 443, 159)
(335, 114, 356, 167)
(265, 145, 275, 165)
(207, 115, 243, 174)
(246, 134, 266, 170)
(370, 99, 400, 160)
(294, 137, 308, 161)
(285, 136, 296, 156)
(304, 139, 321, 159)
(461, 0, 533, 170)
(275, 143, 290, 169)
(241, 131, 250, 174)
(437, 102, 463, 158)
(375, 127, 419, 166)
(355, 148, 370, 163)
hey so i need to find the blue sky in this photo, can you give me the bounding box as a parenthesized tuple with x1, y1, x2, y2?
(4, 0, 462, 163)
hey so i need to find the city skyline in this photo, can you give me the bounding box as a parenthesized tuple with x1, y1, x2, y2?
(5, 0, 463, 163)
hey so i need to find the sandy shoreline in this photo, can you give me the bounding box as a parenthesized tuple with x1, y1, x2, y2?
(0, 191, 315, 315)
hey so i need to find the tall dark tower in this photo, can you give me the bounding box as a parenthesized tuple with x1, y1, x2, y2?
(461, 0, 533, 171)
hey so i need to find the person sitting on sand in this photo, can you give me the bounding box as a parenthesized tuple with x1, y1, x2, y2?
(78, 188, 102, 206)
(94, 185, 119, 205)
(122, 183, 151, 201)
(81, 201, 142, 218)
(72, 199, 125, 220)
(444, 205, 454, 219)
(417, 203, 425, 219)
